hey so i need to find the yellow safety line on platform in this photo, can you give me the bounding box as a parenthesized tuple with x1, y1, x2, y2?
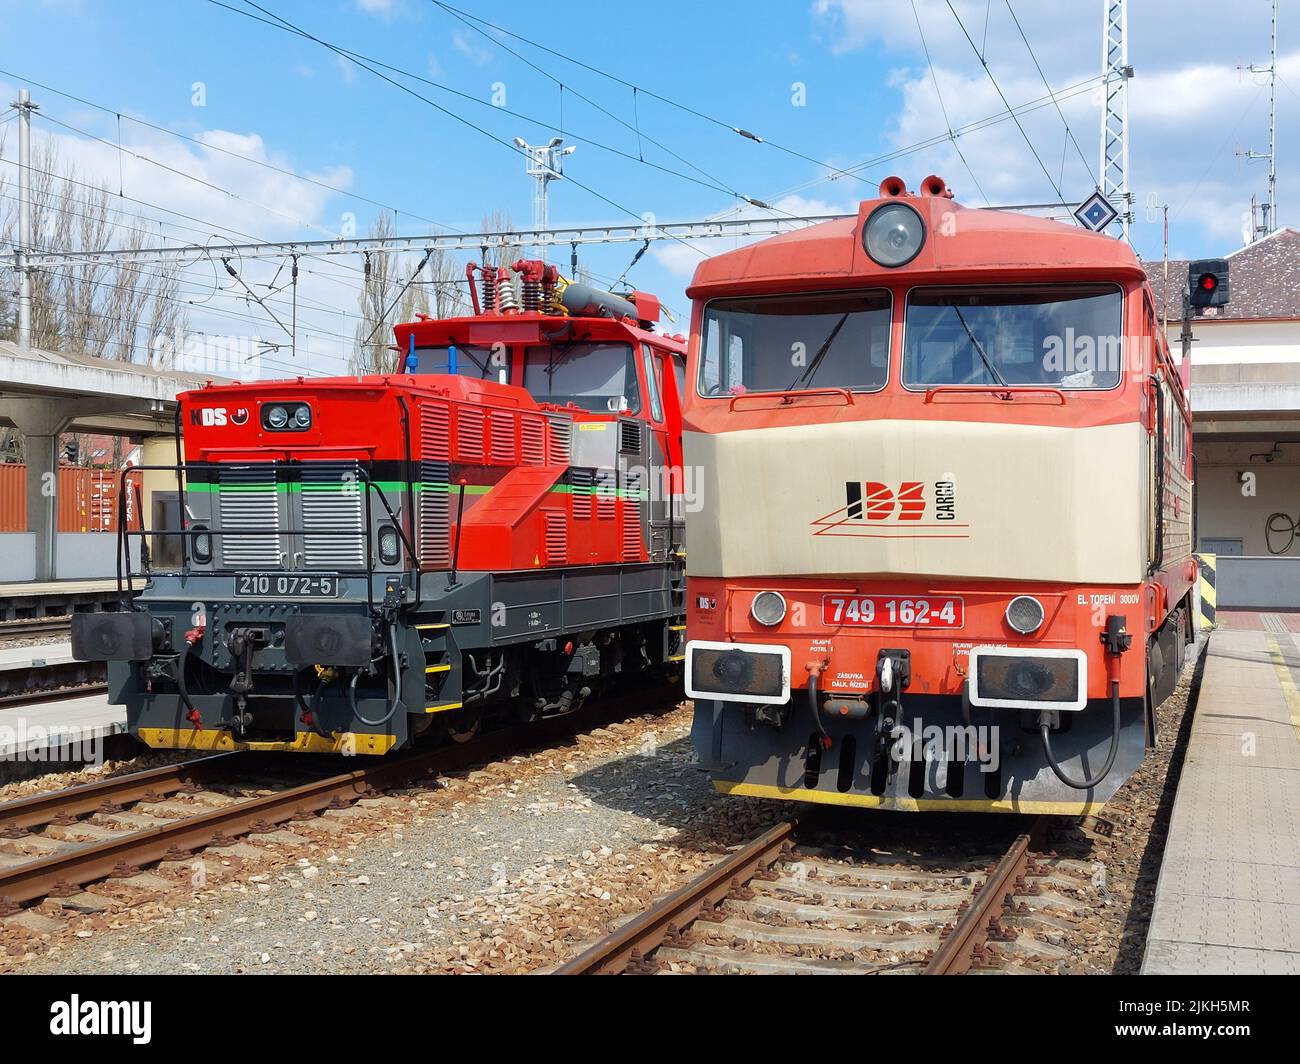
(712, 780, 1101, 816)
(1264, 633, 1300, 743)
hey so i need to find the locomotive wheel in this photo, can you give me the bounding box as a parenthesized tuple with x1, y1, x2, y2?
(440, 708, 482, 744)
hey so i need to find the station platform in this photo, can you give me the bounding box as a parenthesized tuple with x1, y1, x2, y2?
(1142, 617, 1300, 974)
(0, 641, 73, 670)
(0, 692, 127, 776)
(0, 579, 129, 622)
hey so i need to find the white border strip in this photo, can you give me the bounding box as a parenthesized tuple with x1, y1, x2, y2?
(685, 640, 791, 705)
(968, 645, 1088, 712)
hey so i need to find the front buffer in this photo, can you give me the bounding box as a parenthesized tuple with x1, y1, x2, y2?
(686, 581, 1155, 814)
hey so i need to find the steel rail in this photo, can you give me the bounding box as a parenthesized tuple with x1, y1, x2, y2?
(923, 818, 1045, 975)
(0, 684, 683, 906)
(0, 681, 109, 709)
(0, 752, 241, 832)
(555, 817, 800, 975)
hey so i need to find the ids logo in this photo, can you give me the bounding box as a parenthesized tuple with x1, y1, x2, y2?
(810, 479, 968, 538)
(190, 407, 227, 426)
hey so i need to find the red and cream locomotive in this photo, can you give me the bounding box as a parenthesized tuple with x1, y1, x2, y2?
(73, 263, 687, 754)
(683, 176, 1196, 813)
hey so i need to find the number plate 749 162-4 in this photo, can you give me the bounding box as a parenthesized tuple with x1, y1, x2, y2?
(822, 595, 964, 628)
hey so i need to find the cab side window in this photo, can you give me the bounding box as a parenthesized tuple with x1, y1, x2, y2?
(642, 344, 664, 422)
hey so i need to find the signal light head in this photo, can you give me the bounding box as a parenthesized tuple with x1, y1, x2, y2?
(1188, 258, 1229, 309)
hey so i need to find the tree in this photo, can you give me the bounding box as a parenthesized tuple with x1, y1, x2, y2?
(0, 139, 188, 460)
(0, 139, 188, 362)
(351, 214, 474, 374)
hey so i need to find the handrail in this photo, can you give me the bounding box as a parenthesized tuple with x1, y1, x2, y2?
(727, 386, 855, 411)
(922, 385, 1067, 404)
(114, 462, 423, 616)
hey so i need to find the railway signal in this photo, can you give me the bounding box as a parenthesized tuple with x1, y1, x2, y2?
(1188, 259, 1230, 310)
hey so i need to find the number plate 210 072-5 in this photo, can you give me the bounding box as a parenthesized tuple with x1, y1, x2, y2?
(233, 574, 339, 598)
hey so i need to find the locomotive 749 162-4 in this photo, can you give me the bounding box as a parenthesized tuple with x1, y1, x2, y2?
(683, 176, 1201, 813)
(73, 263, 687, 754)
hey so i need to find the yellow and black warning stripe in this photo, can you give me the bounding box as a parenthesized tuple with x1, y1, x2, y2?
(1195, 553, 1216, 629)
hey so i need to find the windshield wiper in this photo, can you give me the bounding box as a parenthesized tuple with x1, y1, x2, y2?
(949, 305, 1008, 386)
(786, 312, 850, 391)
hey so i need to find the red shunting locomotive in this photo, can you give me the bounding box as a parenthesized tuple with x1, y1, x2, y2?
(74, 262, 687, 754)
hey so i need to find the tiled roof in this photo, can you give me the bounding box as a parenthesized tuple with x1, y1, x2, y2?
(1143, 227, 1300, 322)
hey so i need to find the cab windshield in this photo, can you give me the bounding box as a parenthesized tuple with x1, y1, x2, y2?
(699, 291, 891, 396)
(412, 344, 502, 380)
(903, 284, 1123, 390)
(523, 342, 641, 413)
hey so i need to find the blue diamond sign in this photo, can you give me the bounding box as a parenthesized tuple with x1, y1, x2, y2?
(1074, 191, 1119, 232)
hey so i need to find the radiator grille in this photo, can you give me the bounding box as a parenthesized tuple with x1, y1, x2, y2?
(419, 460, 452, 569)
(301, 464, 365, 568)
(622, 470, 644, 561)
(595, 469, 617, 521)
(547, 416, 572, 463)
(421, 402, 450, 461)
(489, 410, 517, 463)
(521, 416, 546, 465)
(619, 420, 642, 454)
(543, 509, 567, 565)
(456, 407, 485, 462)
(218, 466, 281, 568)
(570, 468, 593, 520)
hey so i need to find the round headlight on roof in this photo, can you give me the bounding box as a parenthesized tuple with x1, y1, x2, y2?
(265, 404, 289, 429)
(863, 201, 926, 267)
(751, 591, 788, 627)
(1005, 595, 1046, 635)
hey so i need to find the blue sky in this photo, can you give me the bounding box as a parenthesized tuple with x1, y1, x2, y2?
(1, 0, 1295, 376)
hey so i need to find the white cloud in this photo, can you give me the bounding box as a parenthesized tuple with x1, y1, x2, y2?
(451, 30, 493, 66)
(806, 1, 1297, 251)
(334, 53, 358, 85)
(651, 193, 858, 279)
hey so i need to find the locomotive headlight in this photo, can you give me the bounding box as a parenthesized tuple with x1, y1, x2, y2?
(863, 202, 926, 268)
(751, 591, 787, 627)
(191, 524, 212, 563)
(1005, 595, 1045, 634)
(293, 404, 312, 428)
(378, 525, 401, 565)
(265, 404, 289, 429)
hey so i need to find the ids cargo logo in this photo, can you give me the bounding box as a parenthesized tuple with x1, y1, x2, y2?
(190, 406, 249, 427)
(810, 480, 968, 539)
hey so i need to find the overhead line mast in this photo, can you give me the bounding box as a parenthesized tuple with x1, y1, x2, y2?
(1099, 0, 1134, 241)
(1238, 0, 1279, 240)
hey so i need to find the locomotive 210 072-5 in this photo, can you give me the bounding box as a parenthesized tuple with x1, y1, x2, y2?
(73, 262, 688, 754)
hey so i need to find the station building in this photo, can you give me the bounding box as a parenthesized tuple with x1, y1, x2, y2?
(1145, 227, 1300, 608)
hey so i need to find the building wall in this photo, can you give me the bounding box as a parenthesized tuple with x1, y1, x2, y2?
(1195, 441, 1300, 556)
(1168, 319, 1300, 368)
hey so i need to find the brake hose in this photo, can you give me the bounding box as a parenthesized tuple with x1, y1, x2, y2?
(177, 641, 196, 715)
(347, 621, 403, 728)
(1038, 679, 1122, 790)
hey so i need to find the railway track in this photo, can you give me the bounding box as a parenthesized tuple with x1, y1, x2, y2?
(0, 685, 682, 917)
(557, 814, 1092, 975)
(0, 617, 73, 640)
(0, 682, 108, 709)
